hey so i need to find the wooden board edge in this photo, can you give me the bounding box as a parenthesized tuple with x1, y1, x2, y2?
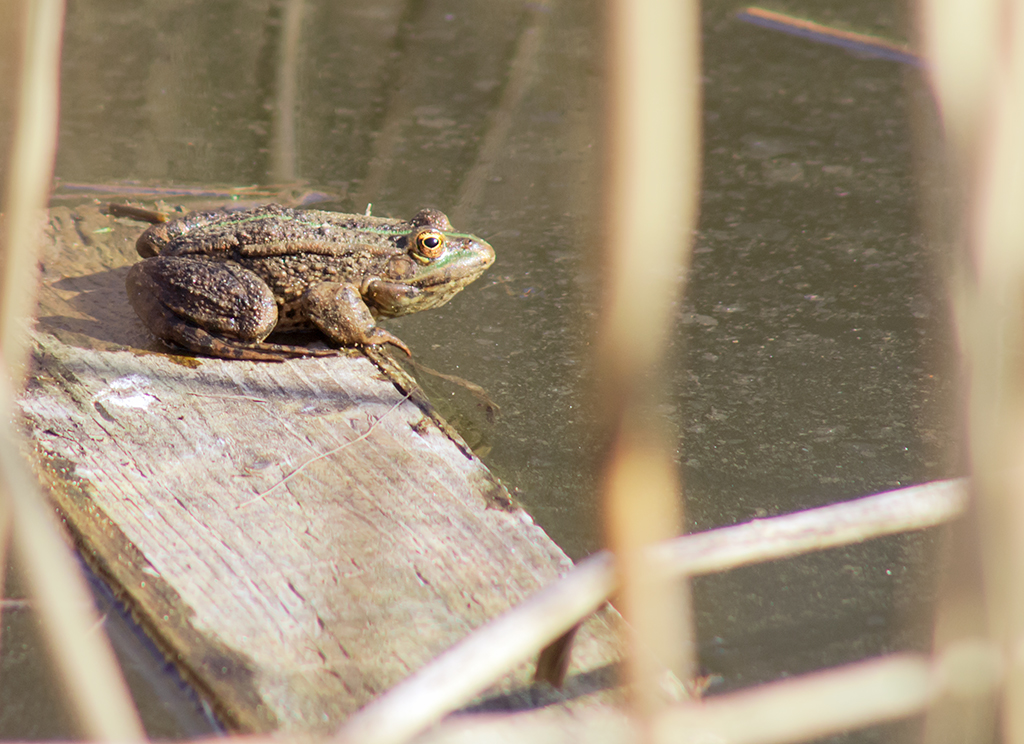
(27, 446, 277, 733)
(364, 347, 517, 511)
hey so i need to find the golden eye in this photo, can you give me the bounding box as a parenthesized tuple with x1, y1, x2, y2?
(413, 229, 446, 259)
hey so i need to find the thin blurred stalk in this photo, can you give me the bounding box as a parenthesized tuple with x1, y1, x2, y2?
(919, 0, 1024, 741)
(0, 467, 8, 653)
(972, 31, 1024, 739)
(3, 433, 146, 740)
(1, 0, 61, 384)
(603, 430, 691, 714)
(917, 0, 997, 175)
(0, 0, 61, 678)
(647, 478, 966, 575)
(599, 0, 701, 724)
(0, 0, 145, 738)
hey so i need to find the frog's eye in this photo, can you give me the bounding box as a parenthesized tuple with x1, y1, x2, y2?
(413, 229, 446, 260)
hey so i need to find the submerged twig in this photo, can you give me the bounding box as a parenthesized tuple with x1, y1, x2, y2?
(401, 356, 500, 419)
(736, 7, 920, 66)
(104, 203, 169, 223)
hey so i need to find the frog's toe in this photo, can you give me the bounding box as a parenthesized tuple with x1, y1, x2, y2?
(369, 329, 411, 357)
(245, 341, 341, 360)
(155, 324, 294, 362)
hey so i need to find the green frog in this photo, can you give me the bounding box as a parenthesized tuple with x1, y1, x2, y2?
(125, 204, 495, 361)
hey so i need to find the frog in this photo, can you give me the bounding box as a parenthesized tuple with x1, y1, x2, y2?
(125, 204, 495, 361)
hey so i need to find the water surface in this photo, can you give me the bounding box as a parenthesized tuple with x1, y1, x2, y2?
(2, 0, 958, 739)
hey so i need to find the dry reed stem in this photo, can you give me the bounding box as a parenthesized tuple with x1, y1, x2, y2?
(0, 0, 145, 737)
(919, 0, 1024, 739)
(917, 0, 997, 168)
(649, 478, 966, 577)
(0, 466, 9, 655)
(4, 439, 146, 740)
(386, 651, 941, 744)
(0, 0, 62, 387)
(602, 433, 691, 715)
(599, 0, 702, 724)
(654, 653, 936, 744)
(916, 0, 1002, 742)
(599, 1, 699, 378)
(331, 479, 963, 744)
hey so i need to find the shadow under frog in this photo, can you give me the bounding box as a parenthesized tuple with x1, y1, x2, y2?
(124, 205, 495, 361)
(37, 266, 159, 353)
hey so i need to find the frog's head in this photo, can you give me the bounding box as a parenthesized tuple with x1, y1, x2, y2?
(367, 208, 495, 317)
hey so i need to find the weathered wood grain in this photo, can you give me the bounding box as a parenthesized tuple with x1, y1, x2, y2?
(18, 203, 620, 733)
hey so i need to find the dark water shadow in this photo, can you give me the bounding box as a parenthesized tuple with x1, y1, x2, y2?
(457, 663, 619, 714)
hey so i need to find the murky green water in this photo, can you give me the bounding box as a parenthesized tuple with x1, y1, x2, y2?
(2, 0, 958, 739)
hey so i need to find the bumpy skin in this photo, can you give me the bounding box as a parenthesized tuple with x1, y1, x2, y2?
(125, 204, 495, 361)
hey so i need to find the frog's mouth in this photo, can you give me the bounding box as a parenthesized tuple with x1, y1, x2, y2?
(419, 255, 494, 288)
(375, 240, 495, 316)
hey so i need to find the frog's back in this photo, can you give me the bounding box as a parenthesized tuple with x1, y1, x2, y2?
(137, 204, 408, 264)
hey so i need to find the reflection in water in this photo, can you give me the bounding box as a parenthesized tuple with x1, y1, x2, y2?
(270, 0, 305, 182)
(3, 0, 958, 738)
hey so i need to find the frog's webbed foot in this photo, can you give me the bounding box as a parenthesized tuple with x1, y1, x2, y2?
(160, 324, 340, 362)
(361, 328, 412, 357)
(304, 282, 413, 357)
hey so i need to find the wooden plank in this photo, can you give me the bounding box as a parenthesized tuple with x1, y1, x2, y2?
(18, 203, 621, 733)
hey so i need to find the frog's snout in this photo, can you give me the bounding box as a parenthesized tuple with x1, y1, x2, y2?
(474, 239, 496, 270)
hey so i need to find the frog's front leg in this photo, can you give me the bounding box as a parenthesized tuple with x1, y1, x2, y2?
(126, 256, 336, 362)
(303, 282, 412, 356)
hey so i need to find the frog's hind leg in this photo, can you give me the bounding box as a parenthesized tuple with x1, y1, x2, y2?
(126, 256, 338, 362)
(149, 322, 338, 362)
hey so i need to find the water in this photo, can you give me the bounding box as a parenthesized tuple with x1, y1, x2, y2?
(2, 0, 958, 739)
